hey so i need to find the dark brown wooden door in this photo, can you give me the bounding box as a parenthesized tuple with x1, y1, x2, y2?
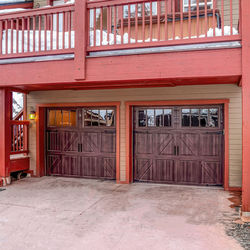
(133, 105, 224, 186)
(46, 107, 116, 180)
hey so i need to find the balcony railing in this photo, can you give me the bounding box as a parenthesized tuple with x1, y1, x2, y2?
(11, 120, 29, 155)
(0, 4, 75, 58)
(0, 0, 241, 59)
(87, 0, 241, 51)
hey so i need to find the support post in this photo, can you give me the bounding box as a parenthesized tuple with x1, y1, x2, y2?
(74, 0, 87, 80)
(0, 89, 12, 185)
(241, 0, 250, 216)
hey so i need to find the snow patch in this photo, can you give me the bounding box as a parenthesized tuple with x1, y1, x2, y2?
(0, 8, 26, 14)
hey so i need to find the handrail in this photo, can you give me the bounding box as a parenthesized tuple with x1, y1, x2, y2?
(13, 110, 23, 121)
(10, 120, 29, 125)
(0, 4, 75, 19)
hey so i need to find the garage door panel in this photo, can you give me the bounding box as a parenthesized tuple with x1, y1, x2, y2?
(62, 131, 79, 153)
(154, 159, 175, 182)
(103, 157, 116, 179)
(81, 132, 98, 153)
(47, 154, 62, 176)
(62, 155, 79, 176)
(200, 133, 223, 157)
(135, 133, 153, 154)
(47, 131, 61, 152)
(134, 158, 153, 181)
(101, 132, 116, 153)
(201, 161, 222, 185)
(79, 156, 100, 177)
(177, 160, 201, 184)
(178, 133, 199, 156)
(156, 133, 176, 156)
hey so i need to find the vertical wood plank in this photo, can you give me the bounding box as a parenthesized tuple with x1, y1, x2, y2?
(62, 12, 65, 49)
(22, 17, 24, 53)
(94, 8, 96, 46)
(164, 0, 167, 40)
(100, 7, 103, 46)
(114, 6, 117, 44)
(205, 0, 208, 38)
(128, 4, 131, 43)
(74, 0, 87, 80)
(33, 16, 35, 52)
(10, 19, 13, 54)
(5, 20, 7, 54)
(188, 0, 191, 38)
(157, 1, 160, 41)
(39, 15, 41, 52)
(172, 0, 175, 39)
(142, 3, 145, 42)
(0, 21, 2, 55)
(27, 17, 30, 52)
(150, 2, 152, 42)
(196, 0, 199, 38)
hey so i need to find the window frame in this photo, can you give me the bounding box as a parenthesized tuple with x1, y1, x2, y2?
(136, 107, 173, 129)
(180, 106, 221, 129)
(47, 108, 77, 128)
(82, 107, 116, 128)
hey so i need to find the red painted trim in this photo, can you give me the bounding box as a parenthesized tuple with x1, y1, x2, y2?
(125, 99, 230, 189)
(0, 49, 74, 60)
(36, 102, 121, 183)
(228, 187, 242, 192)
(9, 88, 29, 94)
(241, 0, 250, 213)
(224, 102, 230, 191)
(87, 36, 241, 52)
(36, 107, 45, 177)
(10, 157, 29, 173)
(10, 120, 29, 125)
(23, 94, 27, 120)
(0, 4, 74, 19)
(0, 89, 12, 178)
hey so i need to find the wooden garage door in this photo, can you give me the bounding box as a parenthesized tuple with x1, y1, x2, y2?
(46, 107, 116, 179)
(133, 105, 224, 185)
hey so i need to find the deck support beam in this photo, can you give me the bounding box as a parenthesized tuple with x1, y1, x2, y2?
(0, 89, 12, 185)
(241, 0, 250, 216)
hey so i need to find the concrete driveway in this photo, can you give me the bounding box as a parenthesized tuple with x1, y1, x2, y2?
(0, 177, 247, 250)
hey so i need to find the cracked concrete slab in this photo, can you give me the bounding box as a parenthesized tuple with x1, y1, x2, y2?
(0, 177, 246, 250)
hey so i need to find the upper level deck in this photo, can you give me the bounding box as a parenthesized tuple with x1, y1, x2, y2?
(0, 0, 242, 91)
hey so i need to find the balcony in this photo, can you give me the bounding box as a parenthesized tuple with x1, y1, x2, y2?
(0, 0, 242, 90)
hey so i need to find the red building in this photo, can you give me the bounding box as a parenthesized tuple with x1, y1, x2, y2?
(0, 0, 249, 218)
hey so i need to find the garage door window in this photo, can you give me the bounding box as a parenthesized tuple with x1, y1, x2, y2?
(84, 109, 115, 127)
(138, 108, 172, 127)
(182, 108, 219, 128)
(48, 109, 77, 127)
